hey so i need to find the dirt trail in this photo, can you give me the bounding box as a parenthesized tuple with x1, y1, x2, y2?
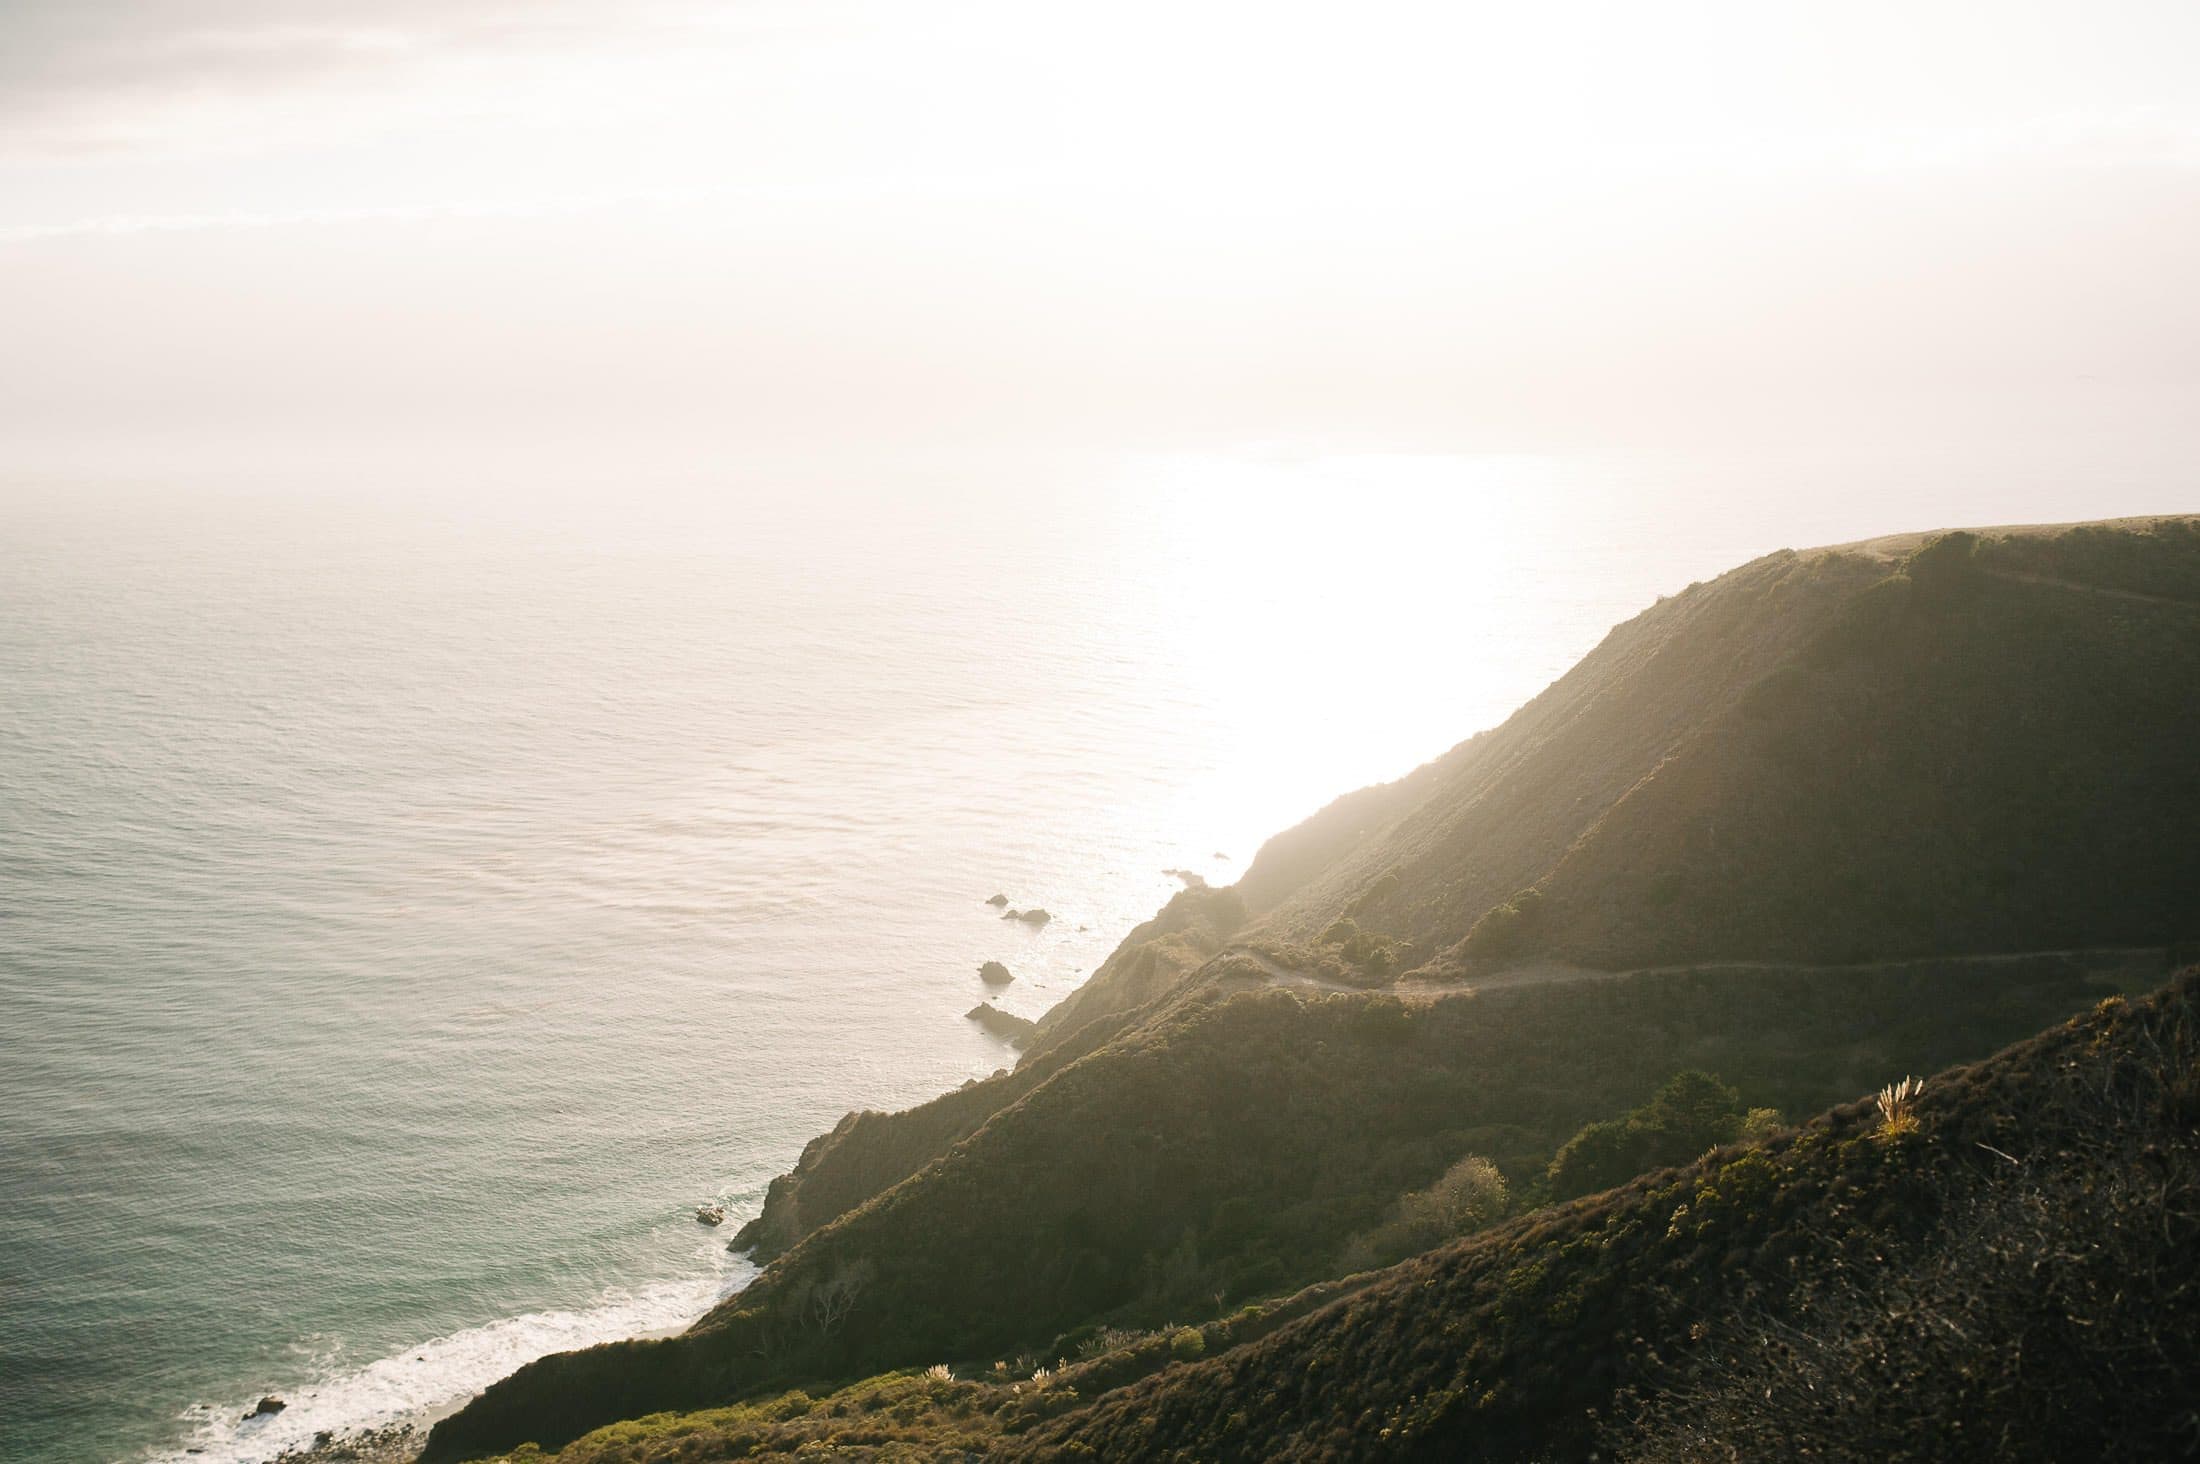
(1228, 949, 1604, 999)
(1979, 567, 2200, 611)
(1231, 945, 2166, 1001)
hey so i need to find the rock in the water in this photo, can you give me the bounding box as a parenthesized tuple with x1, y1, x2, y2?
(1014, 908, 1052, 926)
(965, 1003, 1037, 1045)
(1162, 868, 1209, 889)
(985, 893, 1010, 907)
(696, 1204, 726, 1226)
(978, 960, 1014, 985)
(1214, 851, 1231, 860)
(316, 1430, 336, 1447)
(246, 1397, 286, 1419)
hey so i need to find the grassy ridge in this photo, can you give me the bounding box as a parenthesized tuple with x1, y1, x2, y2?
(1520, 526, 2200, 968)
(465, 969, 2200, 1462)
(1248, 520, 2200, 971)
(1243, 547, 1883, 949)
(425, 953, 2136, 1458)
(1007, 969, 2200, 1462)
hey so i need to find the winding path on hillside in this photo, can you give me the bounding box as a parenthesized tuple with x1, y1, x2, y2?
(1230, 943, 2167, 1001)
(1979, 567, 2200, 611)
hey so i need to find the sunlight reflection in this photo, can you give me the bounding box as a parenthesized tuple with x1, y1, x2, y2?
(1109, 449, 1605, 864)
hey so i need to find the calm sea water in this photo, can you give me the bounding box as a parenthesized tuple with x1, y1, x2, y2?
(1, 440, 2188, 1462)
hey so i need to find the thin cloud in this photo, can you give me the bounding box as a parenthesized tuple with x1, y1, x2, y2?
(0, 0, 809, 155)
(0, 171, 1040, 246)
(0, 192, 680, 246)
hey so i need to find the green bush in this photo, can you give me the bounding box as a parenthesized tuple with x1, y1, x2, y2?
(1459, 888, 1545, 962)
(1342, 1155, 1511, 1270)
(1547, 1070, 1749, 1200)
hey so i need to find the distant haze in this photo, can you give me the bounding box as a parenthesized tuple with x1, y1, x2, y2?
(3, 0, 2197, 464)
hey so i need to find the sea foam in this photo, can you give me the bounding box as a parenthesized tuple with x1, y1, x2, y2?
(151, 1256, 757, 1464)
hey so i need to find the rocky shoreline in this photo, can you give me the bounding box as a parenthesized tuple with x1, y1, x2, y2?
(263, 1422, 423, 1464)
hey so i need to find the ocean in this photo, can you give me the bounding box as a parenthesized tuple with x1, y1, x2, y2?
(1, 439, 2189, 1462)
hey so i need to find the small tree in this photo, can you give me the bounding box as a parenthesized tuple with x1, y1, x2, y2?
(1407, 1155, 1511, 1234)
(1641, 1070, 1746, 1152)
(793, 1258, 874, 1342)
(1342, 1155, 1511, 1270)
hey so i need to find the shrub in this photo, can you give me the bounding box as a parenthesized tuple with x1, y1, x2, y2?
(1073, 1326, 1149, 1361)
(1735, 1106, 1785, 1142)
(1460, 888, 1546, 961)
(1341, 1155, 1511, 1270)
(1548, 1071, 1749, 1200)
(1546, 1116, 1650, 1201)
(1318, 917, 1410, 979)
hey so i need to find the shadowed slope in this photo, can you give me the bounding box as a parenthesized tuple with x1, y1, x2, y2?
(423, 953, 2133, 1459)
(446, 968, 2200, 1463)
(1006, 969, 2200, 1463)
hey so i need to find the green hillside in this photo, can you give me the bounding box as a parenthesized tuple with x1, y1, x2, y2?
(1245, 518, 2200, 969)
(451, 968, 2200, 1463)
(425, 950, 2157, 1458)
(1008, 969, 2200, 1462)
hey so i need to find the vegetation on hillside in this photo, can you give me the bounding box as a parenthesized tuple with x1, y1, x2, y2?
(1545, 1069, 1780, 1201)
(1019, 885, 1246, 1059)
(1238, 520, 2200, 972)
(731, 886, 1243, 1262)
(1007, 971, 2200, 1462)
(1242, 545, 1886, 950)
(1518, 525, 2200, 968)
(427, 954, 2129, 1458)
(460, 971, 2200, 1464)
(1337, 1154, 1511, 1273)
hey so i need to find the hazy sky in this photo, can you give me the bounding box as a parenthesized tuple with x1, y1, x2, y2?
(5, 1, 2199, 460)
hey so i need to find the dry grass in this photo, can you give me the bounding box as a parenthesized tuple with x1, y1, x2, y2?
(1875, 1075, 1925, 1140)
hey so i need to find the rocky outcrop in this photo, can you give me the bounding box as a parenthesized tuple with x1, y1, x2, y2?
(965, 1003, 1037, 1044)
(978, 961, 1014, 985)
